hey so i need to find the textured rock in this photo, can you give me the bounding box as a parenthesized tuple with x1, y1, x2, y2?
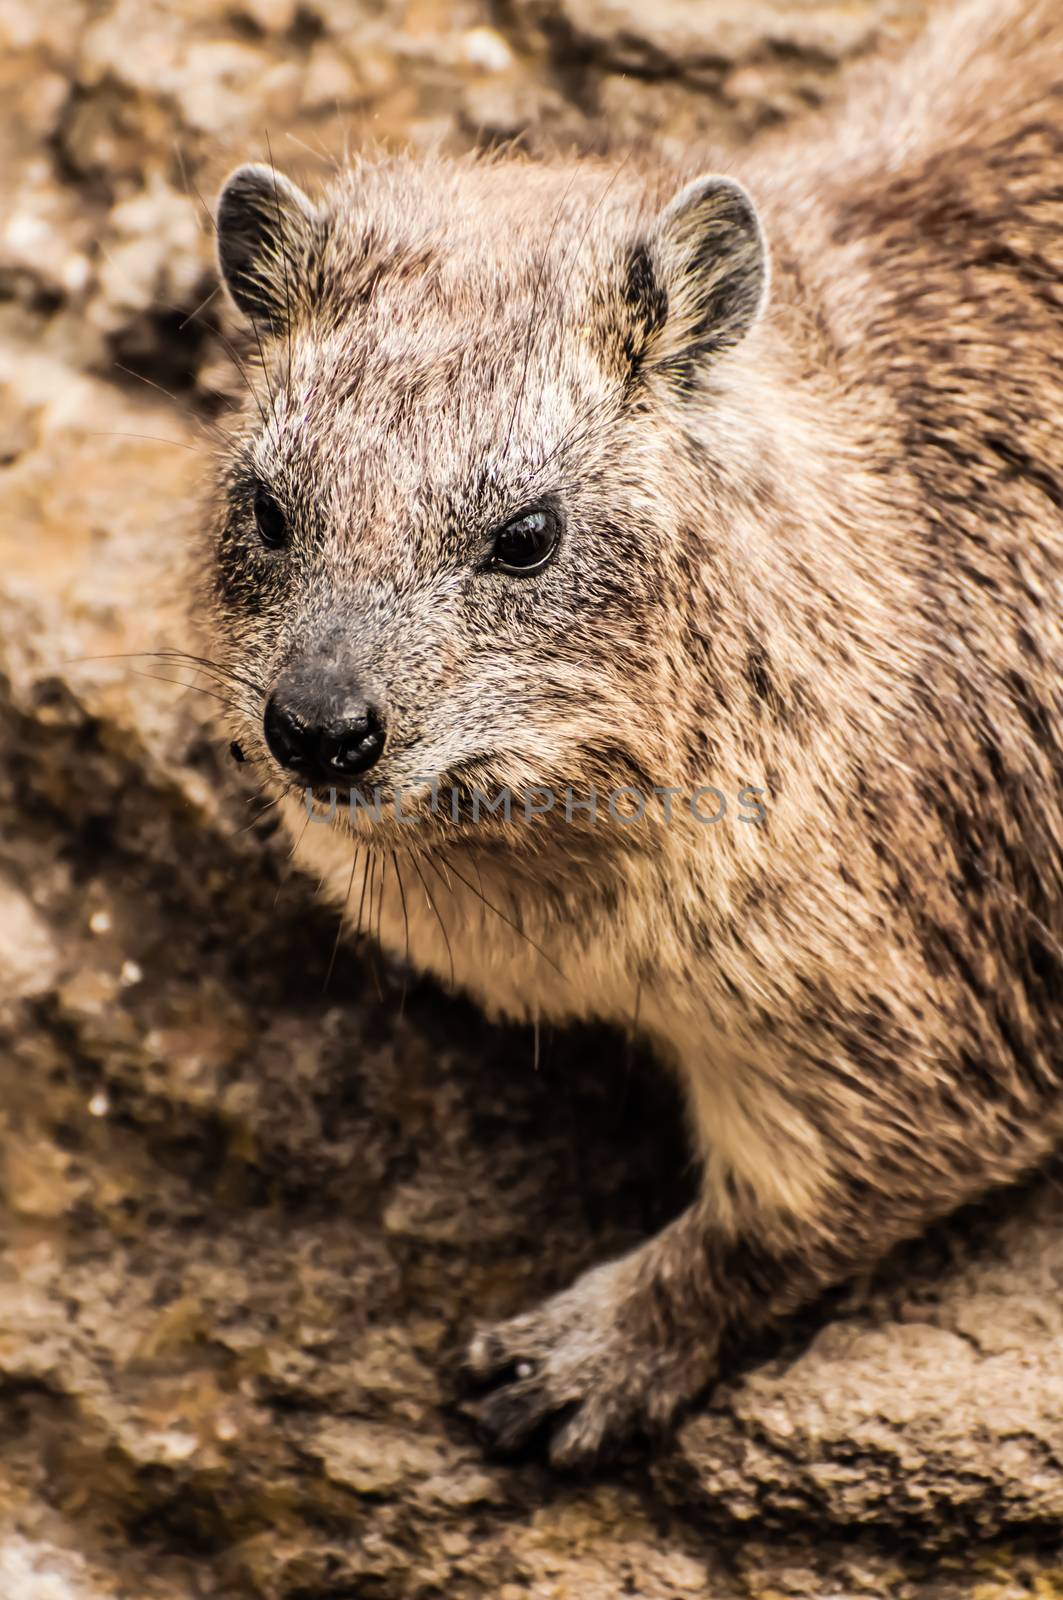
(2, 0, 1062, 1595)
(662, 1179, 1063, 1541)
(507, 0, 932, 145)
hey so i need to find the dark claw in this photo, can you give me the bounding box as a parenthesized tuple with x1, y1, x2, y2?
(465, 1377, 555, 1453)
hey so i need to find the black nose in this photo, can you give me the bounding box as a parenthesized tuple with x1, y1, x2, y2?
(263, 696, 386, 779)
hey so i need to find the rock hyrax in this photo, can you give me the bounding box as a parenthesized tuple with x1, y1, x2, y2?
(205, 0, 1063, 1464)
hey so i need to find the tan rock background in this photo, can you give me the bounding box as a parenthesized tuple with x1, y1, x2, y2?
(4, 0, 1063, 1595)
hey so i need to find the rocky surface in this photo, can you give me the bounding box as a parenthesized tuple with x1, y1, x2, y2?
(4, 0, 1063, 1595)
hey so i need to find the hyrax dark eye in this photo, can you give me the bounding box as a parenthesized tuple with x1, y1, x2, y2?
(490, 506, 561, 575)
(253, 486, 289, 550)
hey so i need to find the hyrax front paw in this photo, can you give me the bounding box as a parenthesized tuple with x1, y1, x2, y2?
(463, 1256, 716, 1468)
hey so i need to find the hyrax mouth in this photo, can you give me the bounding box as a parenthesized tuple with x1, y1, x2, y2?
(293, 777, 443, 834)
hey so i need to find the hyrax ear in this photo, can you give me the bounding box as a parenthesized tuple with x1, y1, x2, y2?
(625, 175, 767, 390)
(216, 163, 323, 332)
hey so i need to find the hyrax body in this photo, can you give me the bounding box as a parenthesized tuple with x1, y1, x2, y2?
(208, 0, 1063, 1464)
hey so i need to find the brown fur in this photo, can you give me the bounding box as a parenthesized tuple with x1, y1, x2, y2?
(205, 0, 1063, 1465)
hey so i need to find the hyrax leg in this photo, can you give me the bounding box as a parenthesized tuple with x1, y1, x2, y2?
(465, 1194, 733, 1466)
(464, 1053, 1053, 1467)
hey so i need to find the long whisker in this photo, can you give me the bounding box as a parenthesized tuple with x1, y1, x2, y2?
(504, 157, 631, 485)
(437, 850, 564, 978)
(528, 390, 622, 489)
(325, 848, 360, 991)
(391, 848, 410, 1017)
(552, 154, 632, 305)
(81, 656, 263, 731)
(287, 810, 311, 861)
(354, 849, 373, 940)
(265, 130, 295, 395)
(69, 649, 265, 699)
(375, 848, 388, 951)
(502, 170, 581, 464)
(410, 851, 455, 989)
(178, 281, 221, 332)
(195, 316, 279, 426)
(129, 668, 241, 711)
(363, 850, 383, 999)
(136, 160, 273, 425)
(101, 212, 271, 434)
(110, 362, 236, 444)
(248, 307, 280, 429)
(233, 788, 286, 838)
(174, 138, 217, 237)
(469, 848, 488, 939)
(152, 648, 265, 698)
(285, 130, 341, 171)
(203, 331, 269, 428)
(274, 808, 312, 909)
(87, 430, 197, 452)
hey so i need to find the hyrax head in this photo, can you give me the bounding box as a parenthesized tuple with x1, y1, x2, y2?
(208, 155, 768, 837)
